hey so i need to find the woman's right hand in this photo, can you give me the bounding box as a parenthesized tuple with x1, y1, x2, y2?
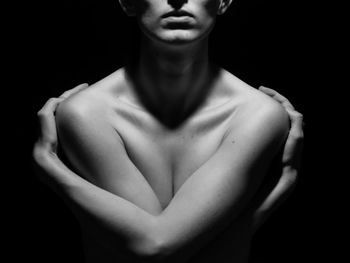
(32, 83, 89, 190)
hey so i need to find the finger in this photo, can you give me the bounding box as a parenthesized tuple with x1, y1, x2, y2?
(59, 83, 89, 99)
(259, 86, 295, 111)
(282, 108, 304, 169)
(37, 97, 64, 148)
(285, 108, 304, 140)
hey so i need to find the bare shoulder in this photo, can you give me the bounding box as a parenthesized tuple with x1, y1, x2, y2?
(55, 89, 105, 128)
(221, 69, 290, 139)
(55, 68, 126, 123)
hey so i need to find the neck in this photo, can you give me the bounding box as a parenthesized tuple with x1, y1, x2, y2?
(137, 36, 211, 109)
(124, 35, 219, 128)
(141, 36, 209, 75)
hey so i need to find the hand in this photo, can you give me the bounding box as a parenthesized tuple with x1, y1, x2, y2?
(251, 86, 304, 232)
(33, 84, 89, 187)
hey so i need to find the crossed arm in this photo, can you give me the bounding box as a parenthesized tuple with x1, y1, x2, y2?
(33, 85, 303, 261)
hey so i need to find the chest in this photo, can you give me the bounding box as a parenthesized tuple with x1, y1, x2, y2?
(110, 100, 236, 207)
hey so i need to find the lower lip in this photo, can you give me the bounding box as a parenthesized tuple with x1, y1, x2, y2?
(163, 16, 194, 22)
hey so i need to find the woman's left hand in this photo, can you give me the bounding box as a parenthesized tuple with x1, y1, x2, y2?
(250, 86, 304, 232)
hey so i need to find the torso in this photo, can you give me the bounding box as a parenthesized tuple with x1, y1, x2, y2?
(107, 85, 238, 209)
(70, 67, 268, 263)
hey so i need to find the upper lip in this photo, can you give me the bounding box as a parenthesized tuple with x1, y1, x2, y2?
(162, 10, 194, 18)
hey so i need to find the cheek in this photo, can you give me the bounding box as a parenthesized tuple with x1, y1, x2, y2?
(194, 0, 219, 29)
(139, 11, 158, 32)
(134, 0, 158, 25)
(204, 0, 221, 16)
(197, 1, 219, 31)
(135, 2, 159, 29)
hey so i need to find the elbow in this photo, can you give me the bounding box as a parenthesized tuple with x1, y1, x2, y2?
(130, 230, 172, 262)
(132, 243, 163, 262)
(131, 238, 168, 262)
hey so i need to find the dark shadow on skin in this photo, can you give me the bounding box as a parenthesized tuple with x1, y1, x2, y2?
(133, 0, 148, 14)
(185, 148, 285, 263)
(119, 0, 224, 129)
(124, 60, 221, 129)
(248, 147, 285, 215)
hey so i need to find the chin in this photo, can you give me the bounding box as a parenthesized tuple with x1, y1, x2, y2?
(141, 26, 212, 48)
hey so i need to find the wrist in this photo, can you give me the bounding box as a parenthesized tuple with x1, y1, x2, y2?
(33, 148, 80, 190)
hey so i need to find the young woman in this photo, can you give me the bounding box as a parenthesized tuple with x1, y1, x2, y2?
(33, 1, 304, 262)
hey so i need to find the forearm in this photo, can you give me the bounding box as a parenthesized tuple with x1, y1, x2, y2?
(36, 152, 260, 263)
(68, 176, 158, 255)
(36, 153, 159, 258)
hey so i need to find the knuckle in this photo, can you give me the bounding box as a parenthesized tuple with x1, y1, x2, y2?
(59, 95, 68, 100)
(46, 98, 58, 106)
(48, 97, 58, 102)
(294, 112, 303, 119)
(294, 132, 304, 140)
(290, 131, 303, 141)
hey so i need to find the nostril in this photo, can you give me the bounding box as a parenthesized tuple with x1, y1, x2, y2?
(168, 0, 188, 10)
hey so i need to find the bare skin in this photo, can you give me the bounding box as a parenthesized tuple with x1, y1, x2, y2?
(33, 81, 303, 263)
(32, 1, 304, 262)
(34, 69, 299, 263)
(60, 68, 275, 262)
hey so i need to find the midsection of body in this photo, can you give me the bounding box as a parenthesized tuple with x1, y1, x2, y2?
(63, 67, 266, 262)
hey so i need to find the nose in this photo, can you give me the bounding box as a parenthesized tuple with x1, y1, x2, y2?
(168, 0, 188, 10)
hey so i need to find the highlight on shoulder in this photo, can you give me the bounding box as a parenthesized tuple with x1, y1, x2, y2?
(219, 69, 290, 142)
(221, 69, 290, 121)
(55, 85, 109, 129)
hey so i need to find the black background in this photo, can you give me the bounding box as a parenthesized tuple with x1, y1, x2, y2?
(10, 0, 338, 262)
